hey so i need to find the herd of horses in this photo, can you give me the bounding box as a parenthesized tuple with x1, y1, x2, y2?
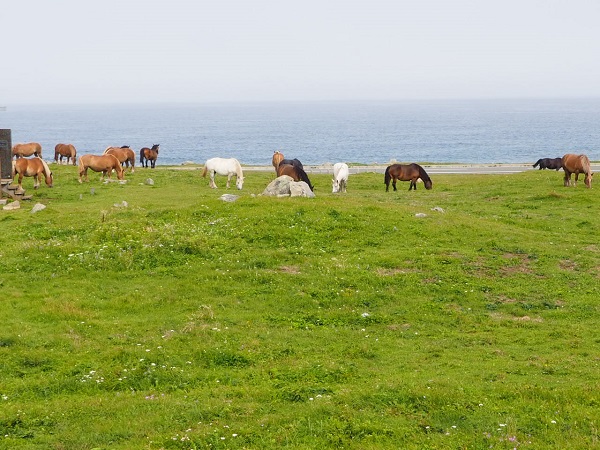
(10, 142, 160, 187)
(9, 141, 594, 193)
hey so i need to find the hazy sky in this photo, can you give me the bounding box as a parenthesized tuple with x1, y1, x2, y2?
(3, 0, 600, 104)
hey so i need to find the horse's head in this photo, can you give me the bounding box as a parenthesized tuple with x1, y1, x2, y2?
(424, 179, 433, 190)
(332, 178, 339, 193)
(585, 171, 593, 188)
(236, 176, 244, 190)
(46, 172, 54, 187)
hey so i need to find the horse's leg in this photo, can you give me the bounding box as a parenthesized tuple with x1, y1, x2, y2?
(33, 174, 40, 189)
(18, 173, 24, 191)
(210, 173, 217, 189)
(392, 177, 397, 191)
(563, 171, 571, 187)
(226, 174, 232, 189)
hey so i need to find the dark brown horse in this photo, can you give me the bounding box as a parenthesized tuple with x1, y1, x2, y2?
(140, 144, 159, 168)
(384, 163, 432, 191)
(104, 145, 136, 172)
(562, 153, 592, 188)
(54, 143, 77, 165)
(533, 157, 562, 170)
(277, 163, 314, 191)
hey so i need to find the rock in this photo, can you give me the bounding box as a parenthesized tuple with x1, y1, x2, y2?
(3, 201, 20, 211)
(0, 199, 7, 205)
(431, 206, 445, 213)
(415, 213, 427, 218)
(220, 194, 239, 202)
(145, 178, 154, 186)
(262, 175, 293, 196)
(31, 203, 46, 213)
(290, 181, 315, 198)
(114, 201, 128, 208)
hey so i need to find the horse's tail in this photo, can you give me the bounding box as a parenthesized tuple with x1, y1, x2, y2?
(298, 167, 314, 191)
(384, 166, 391, 186)
(201, 165, 208, 178)
(140, 149, 144, 163)
(533, 159, 541, 168)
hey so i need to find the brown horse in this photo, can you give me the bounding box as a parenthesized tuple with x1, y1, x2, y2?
(104, 145, 136, 172)
(384, 163, 433, 191)
(12, 142, 42, 159)
(140, 144, 159, 168)
(562, 153, 592, 188)
(12, 157, 53, 190)
(272, 151, 284, 173)
(54, 143, 77, 165)
(277, 163, 314, 191)
(78, 154, 124, 183)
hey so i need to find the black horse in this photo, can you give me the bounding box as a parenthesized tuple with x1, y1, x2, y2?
(533, 157, 562, 170)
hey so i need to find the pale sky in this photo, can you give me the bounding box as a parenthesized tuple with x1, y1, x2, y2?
(3, 0, 600, 104)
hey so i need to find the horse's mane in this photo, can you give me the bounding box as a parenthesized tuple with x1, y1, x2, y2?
(39, 158, 52, 178)
(580, 154, 591, 173)
(416, 164, 431, 182)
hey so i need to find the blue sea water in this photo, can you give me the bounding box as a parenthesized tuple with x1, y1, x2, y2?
(2, 99, 599, 166)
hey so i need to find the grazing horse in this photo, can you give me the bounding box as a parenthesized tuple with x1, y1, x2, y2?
(78, 154, 124, 183)
(140, 144, 159, 168)
(277, 163, 314, 191)
(533, 157, 562, 170)
(332, 162, 349, 193)
(562, 153, 592, 188)
(104, 145, 136, 172)
(12, 142, 42, 159)
(12, 157, 53, 190)
(280, 158, 304, 170)
(202, 157, 245, 189)
(272, 151, 284, 172)
(384, 163, 433, 191)
(54, 143, 77, 165)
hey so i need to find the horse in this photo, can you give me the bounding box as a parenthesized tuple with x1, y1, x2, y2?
(384, 163, 433, 191)
(54, 143, 77, 165)
(272, 151, 284, 172)
(280, 158, 304, 170)
(533, 157, 562, 170)
(12, 157, 53, 191)
(277, 163, 314, 191)
(562, 153, 592, 188)
(12, 142, 42, 159)
(202, 157, 244, 189)
(104, 145, 136, 172)
(332, 162, 349, 193)
(78, 154, 124, 183)
(140, 144, 159, 168)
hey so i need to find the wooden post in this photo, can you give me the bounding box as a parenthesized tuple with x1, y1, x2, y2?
(0, 129, 12, 182)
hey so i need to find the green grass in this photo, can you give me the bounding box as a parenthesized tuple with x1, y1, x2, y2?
(0, 165, 599, 449)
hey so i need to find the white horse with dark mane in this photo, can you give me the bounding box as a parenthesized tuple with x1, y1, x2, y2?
(332, 162, 349, 193)
(202, 157, 244, 189)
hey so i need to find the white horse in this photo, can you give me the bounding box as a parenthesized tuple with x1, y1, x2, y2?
(201, 157, 244, 189)
(332, 162, 349, 193)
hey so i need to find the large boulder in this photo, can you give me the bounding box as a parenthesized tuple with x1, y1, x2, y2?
(262, 175, 294, 196)
(290, 181, 315, 198)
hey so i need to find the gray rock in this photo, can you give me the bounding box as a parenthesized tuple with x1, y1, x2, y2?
(3, 201, 20, 211)
(262, 175, 293, 196)
(415, 213, 427, 218)
(290, 181, 315, 198)
(220, 194, 240, 202)
(431, 206, 445, 213)
(31, 203, 46, 213)
(114, 201, 128, 208)
(145, 178, 154, 186)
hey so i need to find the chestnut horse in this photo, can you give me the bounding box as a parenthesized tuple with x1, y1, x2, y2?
(384, 163, 432, 191)
(78, 154, 124, 183)
(140, 144, 159, 168)
(277, 163, 314, 191)
(12, 157, 53, 190)
(104, 145, 136, 172)
(533, 157, 562, 171)
(54, 143, 77, 165)
(12, 142, 42, 159)
(562, 153, 592, 188)
(272, 151, 284, 173)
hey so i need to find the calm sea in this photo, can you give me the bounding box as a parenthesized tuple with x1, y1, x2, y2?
(2, 99, 599, 166)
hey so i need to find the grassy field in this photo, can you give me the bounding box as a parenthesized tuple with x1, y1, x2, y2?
(0, 164, 598, 449)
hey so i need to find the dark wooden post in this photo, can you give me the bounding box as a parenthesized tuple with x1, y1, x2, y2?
(0, 129, 12, 182)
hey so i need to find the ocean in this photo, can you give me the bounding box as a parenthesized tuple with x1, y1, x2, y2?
(2, 99, 599, 166)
